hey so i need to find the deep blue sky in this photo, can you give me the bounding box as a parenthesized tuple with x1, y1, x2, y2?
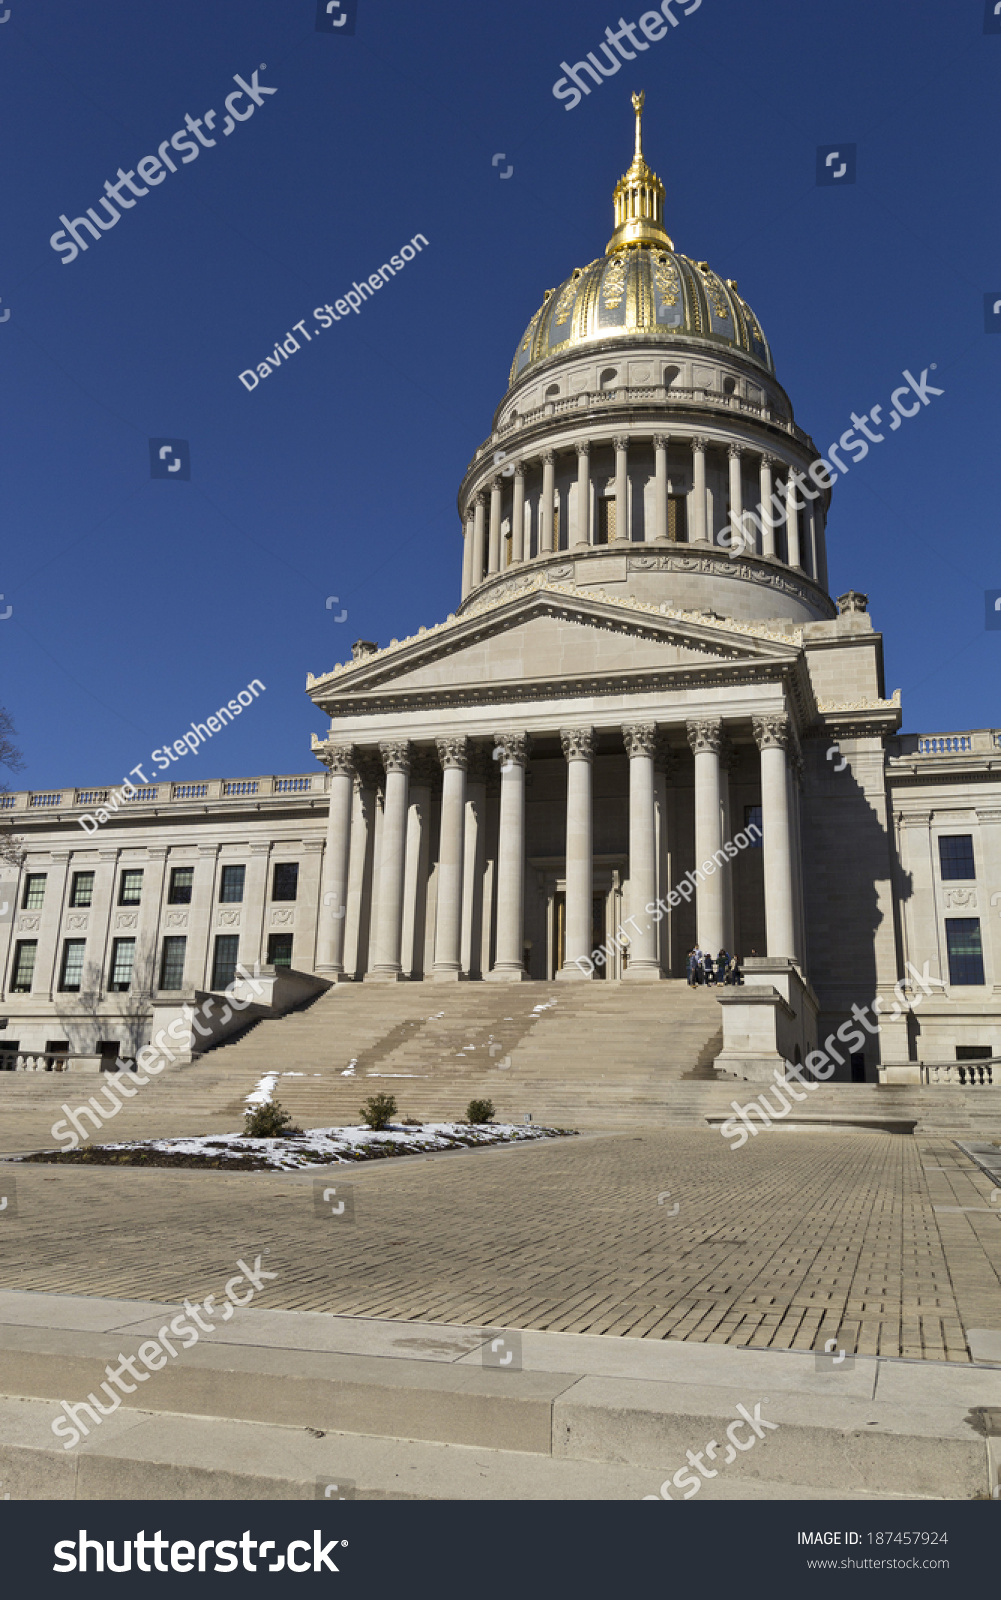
(1, 0, 998, 791)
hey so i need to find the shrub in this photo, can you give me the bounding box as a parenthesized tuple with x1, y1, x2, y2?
(466, 1098, 495, 1125)
(243, 1098, 298, 1138)
(360, 1093, 397, 1130)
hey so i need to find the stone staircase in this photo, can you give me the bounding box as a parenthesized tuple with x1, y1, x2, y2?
(1, 981, 999, 1151)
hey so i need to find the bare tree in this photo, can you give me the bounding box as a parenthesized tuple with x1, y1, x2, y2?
(0, 705, 26, 867)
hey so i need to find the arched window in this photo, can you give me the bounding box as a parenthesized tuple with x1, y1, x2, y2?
(663, 364, 681, 390)
(545, 382, 560, 399)
(599, 367, 618, 391)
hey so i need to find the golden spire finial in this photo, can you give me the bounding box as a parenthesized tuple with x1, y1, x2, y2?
(632, 90, 645, 159)
(606, 91, 673, 255)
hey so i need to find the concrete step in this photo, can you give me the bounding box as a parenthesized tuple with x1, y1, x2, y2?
(0, 1292, 996, 1501)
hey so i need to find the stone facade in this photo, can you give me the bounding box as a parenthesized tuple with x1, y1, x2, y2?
(2, 104, 998, 1082)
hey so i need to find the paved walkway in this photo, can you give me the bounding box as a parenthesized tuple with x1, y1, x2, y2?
(2, 1130, 999, 1362)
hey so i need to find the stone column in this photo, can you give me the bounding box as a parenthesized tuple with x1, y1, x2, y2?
(787, 748, 807, 967)
(654, 738, 677, 974)
(622, 724, 661, 979)
(315, 744, 355, 977)
(244, 842, 271, 971)
(137, 845, 169, 996)
(187, 844, 220, 990)
(487, 732, 530, 981)
(759, 455, 777, 559)
(804, 499, 818, 582)
(401, 751, 435, 980)
(367, 742, 410, 980)
(687, 719, 726, 954)
(471, 492, 487, 589)
(460, 746, 488, 977)
(488, 479, 502, 574)
(511, 464, 526, 564)
(728, 444, 743, 545)
(753, 715, 797, 961)
(540, 451, 555, 553)
(691, 437, 708, 544)
(720, 742, 739, 952)
(34, 850, 71, 998)
(574, 441, 590, 547)
(557, 727, 595, 980)
(652, 435, 669, 543)
(344, 771, 377, 978)
(433, 737, 467, 981)
(613, 436, 629, 542)
(784, 472, 802, 568)
(816, 501, 830, 591)
(461, 513, 474, 601)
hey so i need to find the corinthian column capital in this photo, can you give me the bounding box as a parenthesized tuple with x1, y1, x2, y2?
(379, 741, 411, 774)
(560, 726, 596, 762)
(575, 439, 590, 458)
(686, 718, 725, 756)
(493, 732, 531, 769)
(622, 723, 657, 759)
(313, 740, 356, 777)
(752, 715, 791, 751)
(436, 736, 469, 772)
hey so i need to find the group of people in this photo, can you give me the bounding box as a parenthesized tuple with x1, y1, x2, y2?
(686, 947, 742, 987)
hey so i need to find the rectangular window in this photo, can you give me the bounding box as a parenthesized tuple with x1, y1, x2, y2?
(159, 936, 187, 992)
(744, 804, 763, 846)
(11, 940, 37, 993)
(267, 933, 293, 969)
(668, 495, 688, 543)
(956, 1045, 992, 1060)
(168, 866, 194, 905)
(596, 498, 615, 546)
(219, 865, 246, 904)
(272, 862, 299, 902)
(70, 871, 95, 908)
(59, 939, 86, 993)
(938, 834, 975, 881)
(118, 869, 143, 906)
(22, 874, 46, 910)
(945, 918, 985, 986)
(109, 937, 136, 992)
(211, 934, 240, 990)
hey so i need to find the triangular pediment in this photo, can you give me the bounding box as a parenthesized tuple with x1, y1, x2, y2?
(308, 584, 802, 710)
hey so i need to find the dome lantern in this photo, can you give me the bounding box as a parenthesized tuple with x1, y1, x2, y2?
(606, 91, 674, 255)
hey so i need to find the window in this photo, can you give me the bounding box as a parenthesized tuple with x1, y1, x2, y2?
(98, 1041, 123, 1072)
(272, 863, 299, 902)
(118, 869, 143, 906)
(956, 1046, 992, 1060)
(45, 1040, 70, 1068)
(668, 495, 688, 543)
(945, 919, 985, 986)
(11, 940, 37, 993)
(109, 937, 135, 992)
(22, 874, 46, 910)
(938, 835, 975, 881)
(0, 1042, 20, 1069)
(744, 805, 763, 846)
(159, 936, 187, 992)
(267, 933, 293, 969)
(70, 871, 95, 908)
(168, 866, 194, 905)
(211, 934, 240, 990)
(596, 499, 616, 545)
(59, 939, 86, 992)
(219, 865, 246, 904)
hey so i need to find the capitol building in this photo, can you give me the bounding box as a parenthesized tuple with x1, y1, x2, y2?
(2, 98, 998, 1089)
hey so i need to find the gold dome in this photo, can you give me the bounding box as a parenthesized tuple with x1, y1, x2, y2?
(509, 93, 774, 385)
